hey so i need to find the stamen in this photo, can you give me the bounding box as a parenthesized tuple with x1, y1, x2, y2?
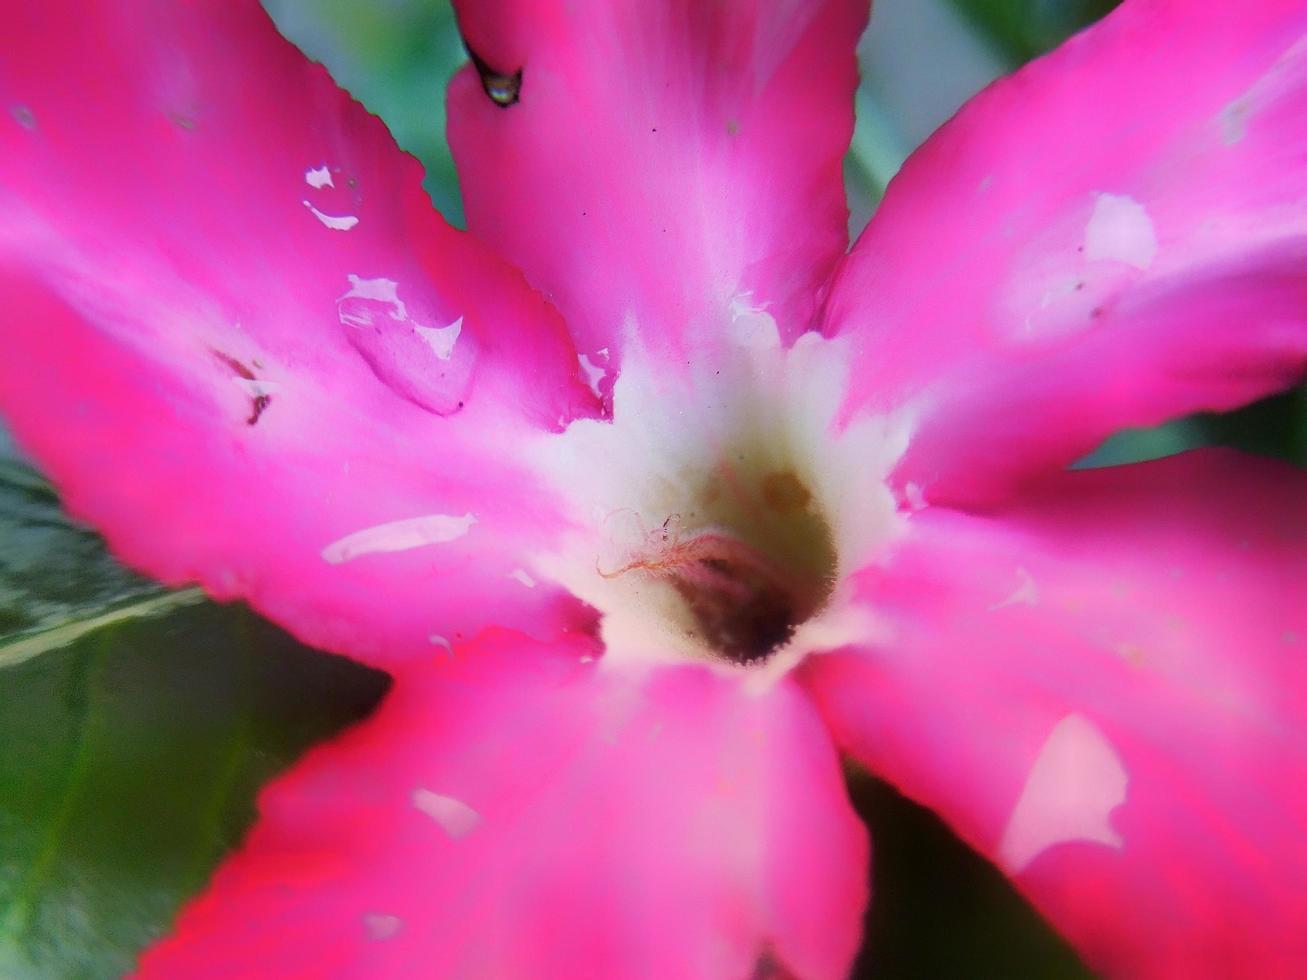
(599, 518, 818, 665)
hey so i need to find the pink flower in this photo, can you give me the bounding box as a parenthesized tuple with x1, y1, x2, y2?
(2, 0, 1306, 976)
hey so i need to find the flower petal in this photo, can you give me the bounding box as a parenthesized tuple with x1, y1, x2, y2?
(799, 449, 1307, 977)
(0, 1, 601, 666)
(136, 632, 867, 979)
(823, 1, 1307, 504)
(448, 0, 867, 379)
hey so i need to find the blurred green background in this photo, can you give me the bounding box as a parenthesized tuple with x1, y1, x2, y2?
(2, 1, 1304, 977)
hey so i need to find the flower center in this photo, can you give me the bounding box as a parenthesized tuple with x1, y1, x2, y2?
(533, 328, 908, 674)
(596, 466, 837, 665)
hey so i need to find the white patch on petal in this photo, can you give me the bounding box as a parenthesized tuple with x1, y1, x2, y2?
(988, 567, 1038, 611)
(304, 165, 334, 189)
(1084, 193, 1157, 270)
(363, 914, 403, 941)
(509, 568, 537, 588)
(999, 713, 1128, 873)
(727, 293, 781, 349)
(339, 275, 407, 323)
(578, 352, 607, 398)
(414, 317, 463, 361)
(412, 788, 481, 839)
(303, 200, 359, 231)
(429, 634, 453, 653)
(321, 513, 476, 564)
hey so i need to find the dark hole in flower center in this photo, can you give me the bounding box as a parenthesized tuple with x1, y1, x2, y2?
(465, 45, 522, 108)
(671, 554, 804, 666)
(605, 468, 836, 666)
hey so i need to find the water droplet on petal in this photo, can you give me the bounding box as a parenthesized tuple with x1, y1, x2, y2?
(321, 512, 477, 564)
(412, 788, 481, 839)
(304, 164, 334, 189)
(337, 275, 476, 415)
(509, 568, 538, 589)
(302, 165, 362, 229)
(303, 200, 358, 230)
(578, 351, 607, 398)
(1084, 193, 1157, 270)
(414, 317, 463, 361)
(467, 47, 522, 107)
(363, 914, 403, 941)
(998, 713, 1127, 873)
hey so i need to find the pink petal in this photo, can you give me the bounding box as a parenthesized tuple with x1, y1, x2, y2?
(0, 2, 602, 666)
(136, 631, 867, 979)
(448, 0, 867, 382)
(798, 449, 1307, 977)
(823, 2, 1307, 504)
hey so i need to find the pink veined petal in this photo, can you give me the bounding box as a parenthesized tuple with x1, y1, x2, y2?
(135, 631, 867, 980)
(447, 0, 868, 387)
(0, 1, 603, 667)
(822, 0, 1307, 505)
(798, 449, 1307, 979)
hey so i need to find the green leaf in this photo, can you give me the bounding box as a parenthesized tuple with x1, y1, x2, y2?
(0, 456, 388, 978)
(848, 771, 1093, 979)
(943, 0, 1122, 66)
(0, 457, 169, 645)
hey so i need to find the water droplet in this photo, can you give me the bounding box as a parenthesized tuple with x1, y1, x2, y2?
(509, 568, 537, 589)
(414, 317, 463, 361)
(467, 46, 522, 107)
(412, 788, 481, 839)
(303, 200, 358, 230)
(998, 714, 1127, 873)
(578, 351, 607, 398)
(337, 275, 475, 415)
(321, 513, 477, 564)
(10, 104, 36, 131)
(304, 164, 334, 190)
(302, 165, 362, 229)
(1084, 193, 1157, 270)
(363, 914, 403, 941)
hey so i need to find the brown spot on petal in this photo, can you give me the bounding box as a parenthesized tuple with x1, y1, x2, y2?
(211, 349, 255, 380)
(247, 394, 271, 427)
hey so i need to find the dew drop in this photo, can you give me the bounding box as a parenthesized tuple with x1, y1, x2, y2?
(304, 164, 334, 189)
(414, 317, 463, 361)
(321, 512, 477, 564)
(412, 788, 481, 839)
(337, 275, 475, 415)
(303, 200, 358, 231)
(363, 914, 403, 941)
(578, 351, 607, 398)
(467, 46, 522, 107)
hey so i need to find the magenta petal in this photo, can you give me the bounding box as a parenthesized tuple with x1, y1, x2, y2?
(824, 1, 1307, 503)
(448, 0, 867, 375)
(0, 2, 602, 665)
(135, 632, 867, 979)
(799, 450, 1307, 978)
